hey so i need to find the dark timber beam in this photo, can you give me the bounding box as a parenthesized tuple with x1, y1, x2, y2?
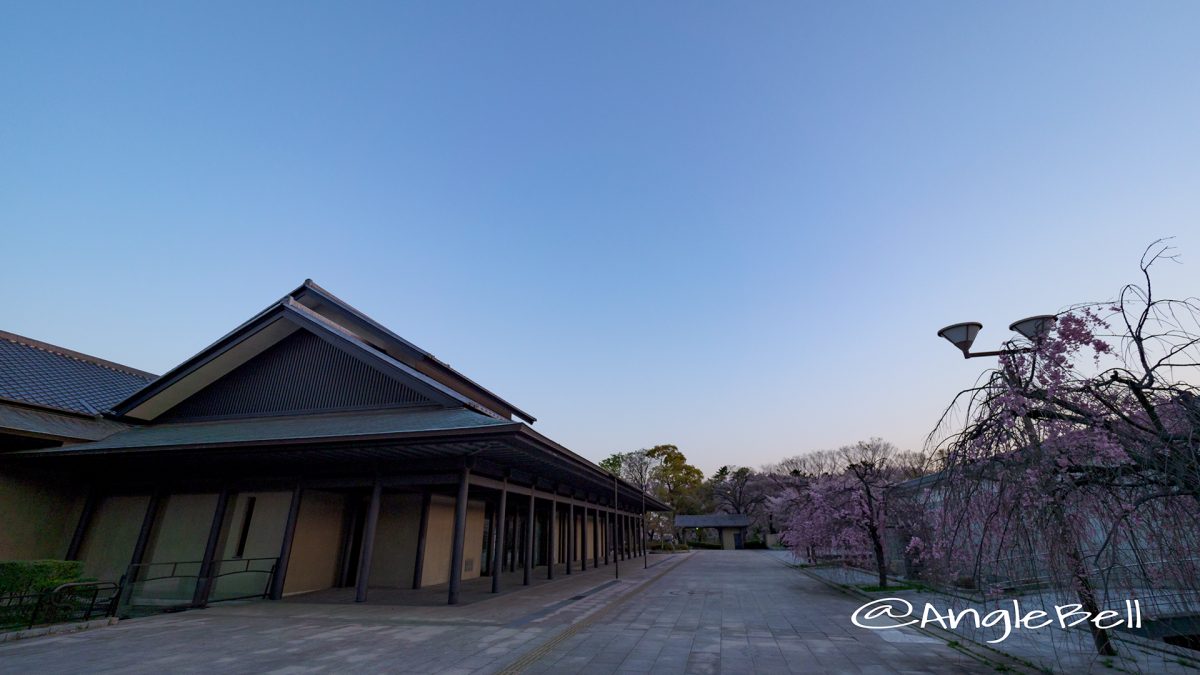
(602, 510, 609, 565)
(412, 490, 431, 589)
(193, 489, 232, 608)
(616, 513, 623, 561)
(491, 476, 508, 594)
(355, 480, 382, 603)
(127, 491, 162, 584)
(524, 487, 535, 586)
(65, 489, 99, 561)
(336, 493, 357, 588)
(547, 495, 556, 580)
(269, 482, 303, 600)
(566, 499, 574, 575)
(592, 506, 600, 569)
(629, 515, 635, 558)
(448, 464, 471, 604)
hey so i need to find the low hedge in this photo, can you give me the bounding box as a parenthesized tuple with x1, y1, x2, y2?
(0, 560, 84, 595)
(648, 542, 689, 552)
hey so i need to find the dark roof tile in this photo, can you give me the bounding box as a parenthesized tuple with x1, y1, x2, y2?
(0, 331, 156, 415)
(675, 514, 753, 528)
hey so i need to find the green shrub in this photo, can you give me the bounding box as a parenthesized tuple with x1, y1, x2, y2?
(648, 542, 689, 552)
(0, 560, 84, 595)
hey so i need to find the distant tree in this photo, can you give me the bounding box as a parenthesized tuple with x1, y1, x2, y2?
(599, 453, 624, 475)
(709, 466, 767, 515)
(621, 449, 654, 493)
(647, 444, 704, 512)
(599, 449, 654, 492)
(776, 439, 926, 588)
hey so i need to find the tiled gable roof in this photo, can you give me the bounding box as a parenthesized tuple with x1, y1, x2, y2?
(0, 330, 156, 415)
(675, 513, 753, 528)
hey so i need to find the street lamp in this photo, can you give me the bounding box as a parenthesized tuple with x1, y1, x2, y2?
(1009, 315, 1057, 342)
(937, 315, 1056, 358)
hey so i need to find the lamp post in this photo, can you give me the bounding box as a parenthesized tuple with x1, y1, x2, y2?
(934, 311, 1117, 657)
(936, 315, 1056, 358)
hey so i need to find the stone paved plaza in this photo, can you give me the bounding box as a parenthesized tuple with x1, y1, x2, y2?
(0, 552, 1001, 674)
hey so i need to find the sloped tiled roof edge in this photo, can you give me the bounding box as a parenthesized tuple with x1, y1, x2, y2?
(0, 330, 156, 416)
(675, 514, 753, 528)
(293, 280, 537, 423)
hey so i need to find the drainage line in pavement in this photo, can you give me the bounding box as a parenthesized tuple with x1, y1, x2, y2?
(496, 553, 694, 674)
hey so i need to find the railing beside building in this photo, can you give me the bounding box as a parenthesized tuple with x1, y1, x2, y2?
(119, 556, 277, 617)
(0, 581, 120, 631)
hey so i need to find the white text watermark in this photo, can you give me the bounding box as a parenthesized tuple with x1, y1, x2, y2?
(851, 597, 1142, 643)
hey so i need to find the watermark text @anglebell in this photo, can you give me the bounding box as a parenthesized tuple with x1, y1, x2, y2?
(851, 597, 1142, 644)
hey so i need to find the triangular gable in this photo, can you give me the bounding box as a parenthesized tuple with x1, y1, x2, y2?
(290, 281, 536, 424)
(114, 299, 493, 422)
(158, 329, 434, 421)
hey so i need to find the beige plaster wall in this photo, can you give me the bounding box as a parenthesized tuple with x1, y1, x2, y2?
(367, 492, 421, 588)
(77, 494, 148, 582)
(219, 491, 290, 561)
(420, 495, 485, 587)
(0, 471, 83, 561)
(145, 493, 219, 566)
(721, 528, 736, 550)
(211, 491, 291, 600)
(283, 490, 345, 596)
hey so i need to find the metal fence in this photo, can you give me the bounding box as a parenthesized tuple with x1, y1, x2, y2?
(118, 557, 277, 616)
(0, 581, 120, 631)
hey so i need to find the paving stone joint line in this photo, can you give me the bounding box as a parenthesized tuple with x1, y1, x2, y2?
(496, 553, 694, 674)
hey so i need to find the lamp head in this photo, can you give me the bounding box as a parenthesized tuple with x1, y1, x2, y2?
(937, 322, 983, 355)
(1009, 315, 1057, 343)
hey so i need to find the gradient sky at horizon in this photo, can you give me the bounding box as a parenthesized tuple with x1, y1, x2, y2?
(3, 2, 1199, 475)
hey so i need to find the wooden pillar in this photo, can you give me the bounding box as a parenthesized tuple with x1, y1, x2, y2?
(615, 511, 622, 561)
(566, 500, 574, 575)
(632, 515, 638, 558)
(616, 513, 622, 561)
(269, 482, 303, 600)
(524, 488, 535, 586)
(547, 496, 556, 579)
(625, 514, 631, 558)
(336, 494, 357, 588)
(491, 477, 508, 594)
(412, 490, 431, 589)
(127, 491, 161, 584)
(631, 515, 637, 558)
(510, 510, 518, 572)
(505, 511, 514, 573)
(65, 489, 99, 561)
(192, 489, 232, 608)
(448, 465, 471, 605)
(580, 506, 587, 571)
(628, 514, 634, 558)
(592, 507, 600, 569)
(619, 513, 625, 559)
(602, 510, 609, 565)
(628, 515, 634, 557)
(355, 480, 382, 603)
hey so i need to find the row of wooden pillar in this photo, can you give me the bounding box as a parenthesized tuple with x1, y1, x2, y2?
(67, 470, 648, 609)
(444, 467, 647, 604)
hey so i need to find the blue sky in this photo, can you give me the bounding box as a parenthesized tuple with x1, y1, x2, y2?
(3, 2, 1198, 474)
